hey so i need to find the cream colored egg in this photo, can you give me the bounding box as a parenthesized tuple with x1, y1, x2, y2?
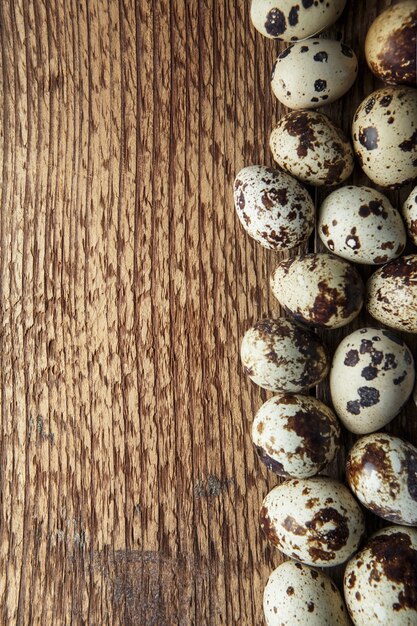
(264, 561, 350, 626)
(271, 39, 357, 110)
(270, 253, 364, 329)
(366, 255, 417, 332)
(250, 0, 346, 41)
(252, 394, 341, 479)
(365, 0, 417, 86)
(241, 318, 329, 393)
(346, 433, 417, 525)
(330, 328, 414, 434)
(402, 185, 417, 245)
(233, 165, 315, 250)
(260, 477, 365, 567)
(319, 185, 406, 264)
(352, 87, 417, 187)
(344, 525, 417, 626)
(270, 111, 354, 186)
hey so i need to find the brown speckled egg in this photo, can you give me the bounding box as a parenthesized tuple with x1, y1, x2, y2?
(264, 561, 350, 626)
(344, 525, 417, 626)
(250, 0, 346, 41)
(352, 87, 417, 187)
(402, 185, 417, 245)
(270, 253, 364, 329)
(366, 255, 417, 332)
(260, 477, 365, 566)
(330, 328, 415, 434)
(252, 394, 341, 479)
(346, 433, 417, 525)
(241, 318, 329, 393)
(270, 111, 354, 186)
(318, 185, 406, 265)
(271, 39, 357, 110)
(365, 0, 417, 86)
(233, 165, 315, 250)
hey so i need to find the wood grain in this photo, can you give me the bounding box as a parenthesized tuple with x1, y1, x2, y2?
(0, 0, 415, 624)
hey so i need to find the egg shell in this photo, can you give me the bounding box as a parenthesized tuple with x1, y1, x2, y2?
(271, 39, 357, 110)
(233, 165, 315, 250)
(402, 185, 417, 245)
(264, 561, 350, 626)
(319, 185, 406, 265)
(270, 110, 354, 186)
(346, 433, 417, 525)
(330, 328, 415, 434)
(352, 87, 417, 188)
(252, 394, 341, 479)
(270, 253, 364, 329)
(260, 477, 365, 566)
(241, 318, 329, 393)
(344, 525, 417, 626)
(366, 255, 417, 333)
(250, 0, 346, 41)
(365, 0, 417, 86)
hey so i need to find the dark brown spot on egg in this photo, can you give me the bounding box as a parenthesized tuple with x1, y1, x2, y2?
(286, 586, 294, 596)
(288, 5, 299, 25)
(346, 571, 356, 588)
(279, 47, 292, 60)
(327, 239, 335, 251)
(379, 95, 393, 108)
(300, 45, 309, 52)
(367, 531, 417, 610)
(359, 199, 387, 218)
(380, 256, 417, 285)
(361, 366, 378, 380)
(302, 0, 314, 7)
(344, 349, 359, 366)
(359, 126, 379, 150)
(364, 97, 376, 114)
(283, 515, 307, 536)
(283, 111, 317, 158)
(307, 601, 314, 612)
(255, 445, 289, 477)
(265, 8, 286, 37)
(314, 79, 327, 92)
(260, 506, 280, 545)
(306, 507, 350, 559)
(399, 129, 417, 152)
(321, 224, 330, 236)
(402, 449, 417, 501)
(313, 51, 328, 62)
(284, 405, 337, 466)
(358, 386, 380, 407)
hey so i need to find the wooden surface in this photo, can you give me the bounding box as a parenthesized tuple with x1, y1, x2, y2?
(0, 0, 415, 624)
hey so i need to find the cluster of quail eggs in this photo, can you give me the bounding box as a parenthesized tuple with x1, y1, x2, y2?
(235, 2, 417, 625)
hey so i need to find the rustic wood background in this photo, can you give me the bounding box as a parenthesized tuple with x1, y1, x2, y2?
(0, 0, 415, 624)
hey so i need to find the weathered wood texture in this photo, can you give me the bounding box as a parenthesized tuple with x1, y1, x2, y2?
(0, 0, 415, 624)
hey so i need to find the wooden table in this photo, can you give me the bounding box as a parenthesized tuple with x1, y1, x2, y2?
(1, 0, 415, 623)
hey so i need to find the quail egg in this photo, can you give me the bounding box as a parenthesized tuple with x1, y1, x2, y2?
(365, 0, 417, 86)
(250, 0, 346, 41)
(352, 87, 417, 187)
(346, 433, 417, 525)
(260, 477, 365, 566)
(233, 165, 315, 250)
(318, 185, 406, 264)
(366, 255, 417, 333)
(270, 253, 364, 329)
(271, 39, 357, 110)
(402, 185, 417, 246)
(252, 394, 341, 479)
(344, 525, 417, 626)
(330, 328, 415, 434)
(241, 318, 329, 393)
(264, 561, 350, 626)
(270, 110, 354, 186)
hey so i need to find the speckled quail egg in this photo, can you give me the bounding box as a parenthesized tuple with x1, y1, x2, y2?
(271, 39, 357, 110)
(344, 525, 417, 626)
(365, 0, 417, 86)
(233, 165, 315, 250)
(241, 318, 329, 393)
(260, 477, 365, 566)
(330, 328, 415, 434)
(250, 0, 346, 41)
(270, 111, 354, 186)
(402, 185, 417, 245)
(270, 253, 364, 329)
(319, 185, 406, 265)
(264, 561, 350, 626)
(252, 394, 341, 479)
(366, 255, 417, 333)
(352, 87, 417, 187)
(346, 433, 417, 525)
